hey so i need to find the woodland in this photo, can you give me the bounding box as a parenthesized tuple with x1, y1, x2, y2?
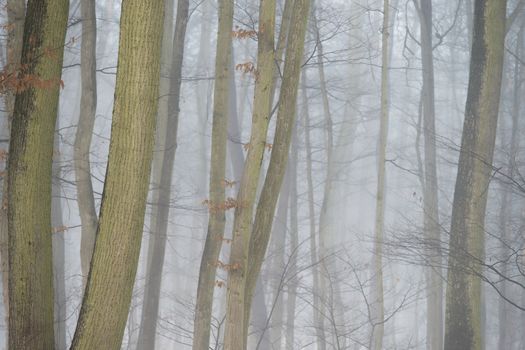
(0, 0, 522, 349)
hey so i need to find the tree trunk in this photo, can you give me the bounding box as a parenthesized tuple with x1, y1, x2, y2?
(444, 1, 506, 349)
(222, 0, 277, 347)
(193, 1, 234, 349)
(75, 0, 98, 286)
(370, 1, 390, 348)
(416, 0, 443, 348)
(285, 131, 299, 350)
(137, 0, 188, 348)
(69, 0, 164, 348)
(7, 0, 69, 348)
(243, 0, 310, 347)
(0, 0, 25, 339)
(52, 120, 67, 350)
(302, 71, 326, 350)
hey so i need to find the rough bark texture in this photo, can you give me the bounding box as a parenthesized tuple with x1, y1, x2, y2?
(192, 1, 234, 349)
(444, 1, 506, 349)
(244, 0, 310, 346)
(416, 0, 443, 348)
(371, 1, 389, 348)
(0, 0, 25, 335)
(69, 0, 164, 348)
(75, 0, 98, 286)
(7, 0, 69, 348)
(138, 0, 188, 348)
(222, 0, 277, 348)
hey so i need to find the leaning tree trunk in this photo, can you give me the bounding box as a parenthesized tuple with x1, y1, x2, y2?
(222, 0, 277, 348)
(75, 0, 98, 286)
(416, 0, 443, 348)
(192, 1, 234, 349)
(69, 0, 164, 348)
(370, 1, 390, 348)
(243, 1, 311, 347)
(138, 0, 189, 348)
(444, 1, 506, 349)
(7, 0, 69, 348)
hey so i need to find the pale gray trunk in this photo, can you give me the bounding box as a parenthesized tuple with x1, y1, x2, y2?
(75, 0, 98, 285)
(302, 72, 326, 350)
(416, 0, 443, 348)
(52, 120, 66, 350)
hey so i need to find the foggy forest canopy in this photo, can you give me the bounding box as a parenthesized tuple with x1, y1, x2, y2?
(0, 0, 523, 349)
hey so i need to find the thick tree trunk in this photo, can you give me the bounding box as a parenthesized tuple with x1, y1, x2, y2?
(69, 0, 164, 348)
(75, 0, 98, 286)
(7, 0, 69, 348)
(444, 1, 506, 349)
(137, 0, 189, 348)
(370, 1, 390, 348)
(193, 1, 234, 349)
(416, 1, 443, 348)
(243, 1, 310, 347)
(0, 0, 25, 337)
(222, 0, 277, 348)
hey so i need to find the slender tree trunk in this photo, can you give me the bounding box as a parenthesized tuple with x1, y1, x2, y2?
(370, 1, 390, 348)
(302, 72, 326, 350)
(415, 1, 444, 348)
(285, 130, 299, 350)
(7, 0, 69, 348)
(444, 1, 506, 349)
(497, 18, 522, 350)
(70, 0, 164, 347)
(193, 1, 234, 349)
(0, 0, 25, 337)
(138, 0, 189, 348)
(243, 1, 310, 347)
(75, 0, 98, 286)
(222, 0, 277, 347)
(52, 120, 67, 350)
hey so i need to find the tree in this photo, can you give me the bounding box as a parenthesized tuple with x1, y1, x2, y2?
(444, 0, 506, 349)
(413, 0, 443, 348)
(7, 0, 69, 347)
(0, 0, 25, 336)
(75, 0, 98, 286)
(244, 0, 311, 345)
(371, 0, 390, 348)
(69, 0, 164, 347)
(138, 0, 189, 347)
(193, 1, 234, 349)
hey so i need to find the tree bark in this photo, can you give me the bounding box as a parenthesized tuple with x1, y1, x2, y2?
(243, 0, 310, 347)
(0, 0, 25, 338)
(192, 1, 234, 349)
(75, 0, 98, 286)
(7, 0, 69, 348)
(444, 1, 506, 349)
(69, 0, 164, 348)
(137, 0, 188, 348)
(222, 0, 277, 348)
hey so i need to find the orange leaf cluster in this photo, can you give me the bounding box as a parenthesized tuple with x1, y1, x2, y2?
(215, 280, 226, 288)
(202, 197, 240, 213)
(232, 26, 257, 40)
(212, 260, 241, 272)
(235, 61, 259, 80)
